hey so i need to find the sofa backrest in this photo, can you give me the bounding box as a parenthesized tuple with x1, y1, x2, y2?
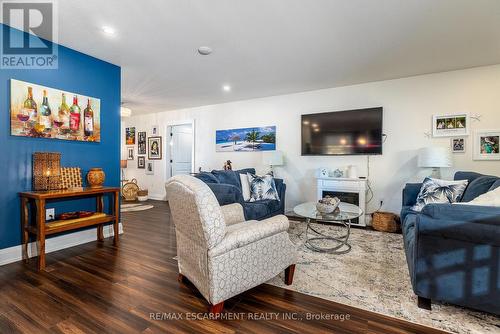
(209, 168, 256, 189)
(455, 171, 499, 202)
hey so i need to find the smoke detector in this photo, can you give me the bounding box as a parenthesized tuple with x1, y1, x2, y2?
(198, 46, 212, 55)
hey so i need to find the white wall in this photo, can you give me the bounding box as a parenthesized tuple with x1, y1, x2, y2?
(122, 65, 500, 213)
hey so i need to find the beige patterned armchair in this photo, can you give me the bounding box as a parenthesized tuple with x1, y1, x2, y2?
(166, 175, 297, 313)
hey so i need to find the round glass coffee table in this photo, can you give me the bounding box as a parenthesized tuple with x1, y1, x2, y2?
(293, 202, 363, 254)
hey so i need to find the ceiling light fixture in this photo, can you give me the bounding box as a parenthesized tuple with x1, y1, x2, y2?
(198, 46, 212, 55)
(102, 26, 116, 36)
(222, 85, 231, 92)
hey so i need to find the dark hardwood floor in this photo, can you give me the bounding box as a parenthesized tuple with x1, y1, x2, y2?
(0, 200, 447, 334)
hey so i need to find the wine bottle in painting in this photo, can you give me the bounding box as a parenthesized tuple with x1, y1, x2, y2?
(39, 90, 52, 130)
(58, 93, 70, 130)
(69, 95, 81, 132)
(22, 86, 37, 122)
(84, 99, 94, 137)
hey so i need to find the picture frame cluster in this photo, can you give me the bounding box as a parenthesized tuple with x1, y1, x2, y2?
(432, 113, 499, 160)
(125, 125, 162, 175)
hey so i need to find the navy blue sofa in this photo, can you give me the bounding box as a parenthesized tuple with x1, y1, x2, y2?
(195, 168, 286, 221)
(401, 171, 500, 314)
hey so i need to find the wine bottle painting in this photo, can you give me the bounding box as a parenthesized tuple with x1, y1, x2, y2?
(10, 79, 101, 142)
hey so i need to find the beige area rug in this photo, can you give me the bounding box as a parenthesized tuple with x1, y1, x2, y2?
(266, 221, 499, 334)
(121, 203, 154, 212)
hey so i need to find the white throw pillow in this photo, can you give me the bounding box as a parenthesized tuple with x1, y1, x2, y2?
(239, 173, 251, 201)
(411, 178, 469, 212)
(455, 186, 500, 207)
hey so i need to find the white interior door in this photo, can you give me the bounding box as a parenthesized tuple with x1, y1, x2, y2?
(169, 124, 193, 176)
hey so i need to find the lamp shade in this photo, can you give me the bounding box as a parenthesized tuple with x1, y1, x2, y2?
(418, 147, 452, 168)
(120, 159, 128, 168)
(262, 150, 284, 166)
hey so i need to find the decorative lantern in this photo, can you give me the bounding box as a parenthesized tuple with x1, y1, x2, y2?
(33, 152, 61, 191)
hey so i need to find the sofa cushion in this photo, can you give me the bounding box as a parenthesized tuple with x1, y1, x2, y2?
(235, 168, 256, 176)
(461, 176, 499, 202)
(454, 171, 486, 183)
(196, 172, 219, 184)
(490, 180, 500, 191)
(244, 201, 271, 220)
(211, 170, 241, 188)
(411, 178, 468, 211)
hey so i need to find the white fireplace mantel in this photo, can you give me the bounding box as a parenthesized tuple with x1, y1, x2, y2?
(316, 177, 367, 227)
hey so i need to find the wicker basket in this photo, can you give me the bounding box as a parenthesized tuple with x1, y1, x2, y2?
(372, 211, 400, 233)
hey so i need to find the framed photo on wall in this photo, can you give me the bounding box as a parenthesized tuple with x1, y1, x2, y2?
(127, 147, 134, 160)
(148, 136, 162, 160)
(451, 138, 466, 153)
(137, 156, 145, 169)
(145, 160, 154, 175)
(432, 113, 469, 137)
(473, 130, 500, 160)
(126, 127, 136, 145)
(138, 131, 147, 154)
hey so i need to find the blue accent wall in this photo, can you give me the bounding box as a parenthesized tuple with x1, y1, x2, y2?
(0, 24, 121, 249)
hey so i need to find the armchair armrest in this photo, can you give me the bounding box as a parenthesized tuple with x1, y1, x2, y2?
(208, 215, 290, 257)
(221, 203, 245, 226)
(418, 205, 500, 246)
(402, 183, 422, 207)
(206, 183, 244, 206)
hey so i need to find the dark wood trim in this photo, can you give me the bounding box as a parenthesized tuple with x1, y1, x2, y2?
(284, 264, 296, 285)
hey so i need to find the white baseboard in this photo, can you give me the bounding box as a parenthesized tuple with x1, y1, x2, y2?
(0, 223, 123, 267)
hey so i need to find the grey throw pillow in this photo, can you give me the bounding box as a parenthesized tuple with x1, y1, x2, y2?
(411, 178, 469, 212)
(247, 173, 280, 202)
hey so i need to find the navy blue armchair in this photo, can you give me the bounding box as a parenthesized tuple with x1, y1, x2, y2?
(401, 171, 500, 314)
(195, 168, 286, 221)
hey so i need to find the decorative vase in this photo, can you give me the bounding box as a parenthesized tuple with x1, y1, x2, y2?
(87, 168, 105, 188)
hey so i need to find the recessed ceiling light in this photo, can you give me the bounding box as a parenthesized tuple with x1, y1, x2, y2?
(198, 46, 212, 55)
(222, 85, 231, 92)
(102, 26, 116, 35)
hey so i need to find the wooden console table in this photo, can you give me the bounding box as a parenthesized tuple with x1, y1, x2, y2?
(19, 187, 120, 271)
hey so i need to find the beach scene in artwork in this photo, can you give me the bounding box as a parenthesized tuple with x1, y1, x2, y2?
(216, 126, 276, 152)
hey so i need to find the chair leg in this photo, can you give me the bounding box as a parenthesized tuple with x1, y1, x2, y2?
(284, 264, 296, 285)
(178, 273, 185, 283)
(417, 296, 431, 310)
(209, 301, 224, 314)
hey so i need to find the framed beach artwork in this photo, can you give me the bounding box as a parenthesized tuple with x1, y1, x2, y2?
(432, 113, 469, 137)
(138, 131, 147, 154)
(10, 79, 101, 142)
(148, 136, 162, 160)
(126, 127, 136, 145)
(216, 126, 276, 152)
(473, 130, 500, 160)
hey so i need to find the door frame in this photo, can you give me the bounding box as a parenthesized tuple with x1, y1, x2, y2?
(165, 119, 196, 179)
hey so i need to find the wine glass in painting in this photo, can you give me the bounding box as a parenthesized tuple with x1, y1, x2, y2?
(16, 109, 31, 134)
(53, 116, 64, 137)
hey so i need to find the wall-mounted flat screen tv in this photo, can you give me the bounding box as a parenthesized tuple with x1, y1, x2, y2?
(301, 107, 383, 155)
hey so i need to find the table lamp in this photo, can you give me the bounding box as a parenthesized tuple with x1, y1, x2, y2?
(262, 150, 284, 176)
(418, 147, 452, 178)
(120, 159, 128, 188)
